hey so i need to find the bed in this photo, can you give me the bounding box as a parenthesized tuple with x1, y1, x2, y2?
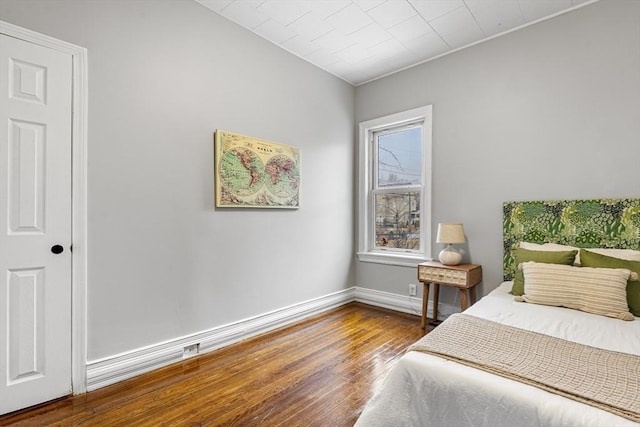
(355, 198, 640, 427)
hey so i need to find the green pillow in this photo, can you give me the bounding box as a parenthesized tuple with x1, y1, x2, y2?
(580, 249, 640, 317)
(511, 248, 578, 296)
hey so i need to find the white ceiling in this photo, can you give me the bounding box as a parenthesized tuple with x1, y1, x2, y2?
(195, 0, 596, 86)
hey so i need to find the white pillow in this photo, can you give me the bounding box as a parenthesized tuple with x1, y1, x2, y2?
(515, 261, 636, 320)
(518, 242, 576, 251)
(518, 242, 640, 264)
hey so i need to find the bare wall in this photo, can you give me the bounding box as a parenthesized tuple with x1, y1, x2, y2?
(1, 0, 356, 360)
(355, 0, 640, 304)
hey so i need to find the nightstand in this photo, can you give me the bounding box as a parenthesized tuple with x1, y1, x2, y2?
(417, 261, 482, 329)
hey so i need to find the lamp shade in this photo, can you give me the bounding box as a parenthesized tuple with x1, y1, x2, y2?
(436, 223, 465, 244)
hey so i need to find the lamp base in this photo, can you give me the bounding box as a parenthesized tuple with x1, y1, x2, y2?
(439, 245, 462, 266)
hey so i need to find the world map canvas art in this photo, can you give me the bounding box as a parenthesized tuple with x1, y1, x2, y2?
(214, 130, 300, 208)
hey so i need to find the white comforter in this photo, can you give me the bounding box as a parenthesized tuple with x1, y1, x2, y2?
(355, 282, 640, 427)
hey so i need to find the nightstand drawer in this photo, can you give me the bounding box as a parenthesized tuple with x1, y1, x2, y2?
(418, 266, 468, 285)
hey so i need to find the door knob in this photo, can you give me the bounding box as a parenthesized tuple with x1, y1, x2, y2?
(51, 245, 64, 254)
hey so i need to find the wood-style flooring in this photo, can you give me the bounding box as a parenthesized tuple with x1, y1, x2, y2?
(0, 302, 427, 426)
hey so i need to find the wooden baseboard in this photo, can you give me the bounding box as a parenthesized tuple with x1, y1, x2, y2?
(86, 288, 355, 391)
(354, 287, 457, 320)
(86, 286, 455, 391)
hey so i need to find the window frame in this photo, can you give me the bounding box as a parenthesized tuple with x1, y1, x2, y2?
(357, 106, 432, 267)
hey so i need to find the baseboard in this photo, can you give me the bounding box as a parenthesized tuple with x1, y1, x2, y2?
(86, 288, 355, 391)
(86, 286, 457, 391)
(354, 287, 458, 321)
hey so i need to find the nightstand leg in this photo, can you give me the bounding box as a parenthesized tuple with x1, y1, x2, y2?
(469, 287, 477, 305)
(460, 289, 468, 311)
(432, 283, 440, 323)
(421, 283, 430, 329)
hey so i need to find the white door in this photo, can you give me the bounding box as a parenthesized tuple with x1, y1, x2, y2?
(0, 33, 73, 415)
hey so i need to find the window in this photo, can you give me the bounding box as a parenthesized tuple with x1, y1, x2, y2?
(358, 106, 432, 266)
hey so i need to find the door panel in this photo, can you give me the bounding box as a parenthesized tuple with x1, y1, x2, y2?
(0, 33, 72, 415)
(7, 267, 45, 384)
(9, 119, 46, 233)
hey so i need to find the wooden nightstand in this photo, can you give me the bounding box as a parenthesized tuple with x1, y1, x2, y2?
(417, 261, 482, 329)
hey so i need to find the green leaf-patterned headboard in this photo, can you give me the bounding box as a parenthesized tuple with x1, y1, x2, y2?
(503, 198, 640, 281)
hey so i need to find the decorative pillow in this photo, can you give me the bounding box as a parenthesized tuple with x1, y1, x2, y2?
(518, 242, 640, 264)
(519, 241, 580, 264)
(586, 248, 640, 262)
(510, 248, 578, 296)
(580, 249, 640, 317)
(516, 261, 636, 321)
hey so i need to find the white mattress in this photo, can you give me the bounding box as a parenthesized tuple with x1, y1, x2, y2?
(355, 282, 640, 427)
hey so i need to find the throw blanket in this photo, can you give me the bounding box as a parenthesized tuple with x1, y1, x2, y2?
(409, 314, 640, 423)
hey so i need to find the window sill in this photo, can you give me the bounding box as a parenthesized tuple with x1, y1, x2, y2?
(357, 251, 429, 267)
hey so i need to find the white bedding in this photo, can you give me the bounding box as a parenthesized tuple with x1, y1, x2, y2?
(355, 282, 640, 427)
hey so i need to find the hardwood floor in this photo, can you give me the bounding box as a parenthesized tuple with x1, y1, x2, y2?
(0, 303, 427, 426)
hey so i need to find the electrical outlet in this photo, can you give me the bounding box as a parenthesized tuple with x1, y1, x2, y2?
(183, 343, 200, 359)
(409, 284, 417, 296)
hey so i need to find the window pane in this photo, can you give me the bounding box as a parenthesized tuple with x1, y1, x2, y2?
(374, 191, 420, 250)
(376, 127, 422, 187)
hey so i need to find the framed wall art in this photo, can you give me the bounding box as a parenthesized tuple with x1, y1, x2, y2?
(214, 130, 300, 208)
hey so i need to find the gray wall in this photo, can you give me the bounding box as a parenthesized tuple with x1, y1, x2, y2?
(1, 0, 355, 360)
(355, 0, 640, 304)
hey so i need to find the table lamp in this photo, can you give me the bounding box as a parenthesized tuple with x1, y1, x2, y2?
(436, 223, 465, 265)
